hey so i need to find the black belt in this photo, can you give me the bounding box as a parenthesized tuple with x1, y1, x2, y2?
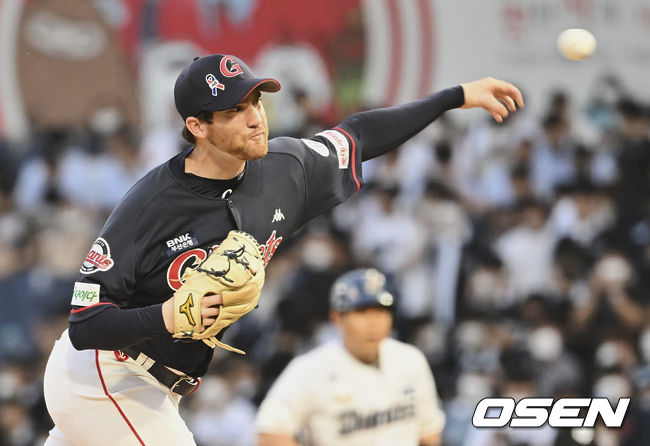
(119, 347, 200, 396)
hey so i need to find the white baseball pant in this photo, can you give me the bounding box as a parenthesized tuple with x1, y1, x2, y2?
(43, 329, 196, 446)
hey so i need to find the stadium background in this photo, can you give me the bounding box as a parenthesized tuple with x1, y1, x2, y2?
(0, 0, 648, 444)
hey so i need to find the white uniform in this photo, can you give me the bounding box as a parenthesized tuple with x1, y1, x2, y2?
(43, 330, 196, 446)
(255, 337, 445, 446)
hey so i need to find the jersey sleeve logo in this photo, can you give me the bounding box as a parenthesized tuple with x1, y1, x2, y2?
(301, 138, 329, 157)
(70, 282, 100, 306)
(316, 129, 349, 169)
(80, 237, 114, 274)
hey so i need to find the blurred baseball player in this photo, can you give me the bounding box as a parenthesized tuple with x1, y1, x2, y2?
(256, 268, 445, 446)
(42, 52, 523, 446)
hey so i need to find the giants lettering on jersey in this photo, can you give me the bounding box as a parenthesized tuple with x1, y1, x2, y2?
(166, 231, 283, 291)
(261, 230, 282, 266)
(166, 248, 209, 291)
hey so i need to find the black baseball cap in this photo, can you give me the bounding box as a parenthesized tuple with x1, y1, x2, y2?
(174, 54, 281, 121)
(330, 268, 394, 313)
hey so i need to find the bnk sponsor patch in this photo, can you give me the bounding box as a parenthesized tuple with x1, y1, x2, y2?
(163, 231, 199, 257)
(71, 282, 100, 306)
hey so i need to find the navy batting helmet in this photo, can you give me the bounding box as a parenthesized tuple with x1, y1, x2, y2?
(330, 268, 394, 312)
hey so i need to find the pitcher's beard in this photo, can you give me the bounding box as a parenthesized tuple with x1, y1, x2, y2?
(210, 133, 268, 161)
(240, 140, 268, 160)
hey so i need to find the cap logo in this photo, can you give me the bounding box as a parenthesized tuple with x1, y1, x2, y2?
(363, 269, 385, 295)
(220, 56, 243, 78)
(205, 73, 225, 96)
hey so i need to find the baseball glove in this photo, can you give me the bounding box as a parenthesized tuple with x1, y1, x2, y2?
(172, 230, 265, 354)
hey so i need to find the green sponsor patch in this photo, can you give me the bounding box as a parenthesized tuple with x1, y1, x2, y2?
(73, 289, 97, 301)
(71, 282, 100, 306)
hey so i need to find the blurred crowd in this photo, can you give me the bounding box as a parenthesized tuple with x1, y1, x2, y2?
(0, 74, 649, 446)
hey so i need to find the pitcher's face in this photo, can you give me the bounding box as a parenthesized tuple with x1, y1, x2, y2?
(204, 90, 269, 161)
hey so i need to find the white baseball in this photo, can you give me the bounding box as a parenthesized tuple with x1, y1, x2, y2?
(557, 28, 597, 61)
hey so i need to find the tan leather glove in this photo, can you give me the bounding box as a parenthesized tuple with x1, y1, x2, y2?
(172, 230, 265, 354)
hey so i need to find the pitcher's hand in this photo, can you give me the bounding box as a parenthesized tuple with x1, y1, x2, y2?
(460, 77, 524, 122)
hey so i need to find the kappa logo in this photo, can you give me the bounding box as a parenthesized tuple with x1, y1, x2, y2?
(80, 237, 114, 274)
(205, 73, 225, 96)
(272, 209, 285, 223)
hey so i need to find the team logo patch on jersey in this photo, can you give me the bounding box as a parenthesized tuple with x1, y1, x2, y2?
(71, 282, 100, 306)
(316, 130, 349, 169)
(301, 138, 329, 157)
(80, 237, 114, 274)
(166, 231, 284, 291)
(167, 248, 210, 291)
(163, 231, 199, 257)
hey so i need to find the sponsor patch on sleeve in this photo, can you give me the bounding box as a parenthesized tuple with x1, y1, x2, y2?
(71, 282, 100, 306)
(316, 129, 350, 169)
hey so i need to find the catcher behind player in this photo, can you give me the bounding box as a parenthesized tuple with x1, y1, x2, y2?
(42, 53, 522, 445)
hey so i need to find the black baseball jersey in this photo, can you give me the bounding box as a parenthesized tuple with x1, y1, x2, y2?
(67, 86, 464, 376)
